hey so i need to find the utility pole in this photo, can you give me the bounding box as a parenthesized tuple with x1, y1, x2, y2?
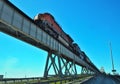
(109, 42, 116, 74)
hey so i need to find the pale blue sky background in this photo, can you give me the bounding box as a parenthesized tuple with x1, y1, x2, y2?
(0, 0, 120, 78)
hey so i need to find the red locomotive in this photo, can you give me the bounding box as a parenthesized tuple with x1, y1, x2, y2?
(34, 13, 81, 57)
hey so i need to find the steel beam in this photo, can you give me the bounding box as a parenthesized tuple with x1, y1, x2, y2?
(44, 51, 78, 78)
(81, 67, 95, 75)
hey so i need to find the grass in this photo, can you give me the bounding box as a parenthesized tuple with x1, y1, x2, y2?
(0, 75, 93, 84)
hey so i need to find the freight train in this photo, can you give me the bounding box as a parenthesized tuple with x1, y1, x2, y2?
(34, 13, 84, 58)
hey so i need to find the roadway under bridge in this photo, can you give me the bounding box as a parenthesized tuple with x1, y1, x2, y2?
(81, 74, 120, 84)
(0, 0, 100, 78)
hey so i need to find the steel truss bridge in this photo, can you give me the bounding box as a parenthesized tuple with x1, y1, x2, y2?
(0, 0, 100, 78)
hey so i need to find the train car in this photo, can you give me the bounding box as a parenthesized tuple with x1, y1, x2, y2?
(34, 13, 73, 47)
(34, 12, 84, 58)
(81, 51, 91, 64)
(34, 14, 58, 38)
(66, 34, 74, 44)
(73, 43, 81, 56)
(34, 13, 62, 34)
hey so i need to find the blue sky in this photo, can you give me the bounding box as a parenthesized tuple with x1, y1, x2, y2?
(0, 0, 120, 77)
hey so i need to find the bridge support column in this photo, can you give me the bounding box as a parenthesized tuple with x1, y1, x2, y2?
(81, 67, 89, 75)
(81, 67, 95, 75)
(63, 60, 77, 76)
(44, 51, 63, 78)
(89, 70, 94, 75)
(44, 51, 77, 78)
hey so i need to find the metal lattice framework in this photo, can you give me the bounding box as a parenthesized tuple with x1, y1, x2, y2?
(44, 51, 78, 78)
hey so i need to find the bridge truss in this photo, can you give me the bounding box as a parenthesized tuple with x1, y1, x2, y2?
(0, 0, 100, 78)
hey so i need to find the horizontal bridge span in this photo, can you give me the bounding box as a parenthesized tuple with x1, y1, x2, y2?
(0, 0, 99, 74)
